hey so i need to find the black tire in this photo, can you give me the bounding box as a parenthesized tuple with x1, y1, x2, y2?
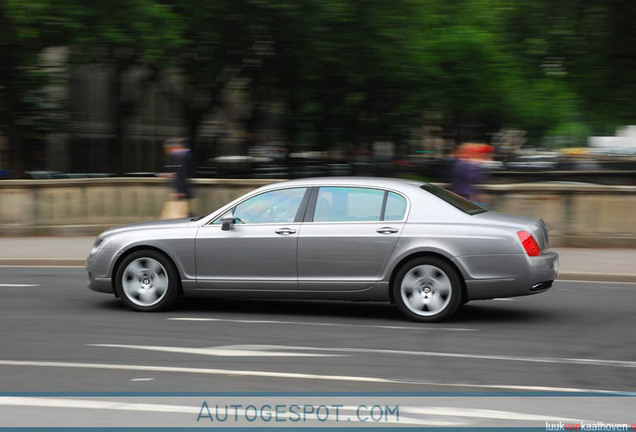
(114, 249, 180, 312)
(392, 256, 463, 322)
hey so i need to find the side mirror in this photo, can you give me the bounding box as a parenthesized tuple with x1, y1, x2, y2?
(221, 216, 236, 231)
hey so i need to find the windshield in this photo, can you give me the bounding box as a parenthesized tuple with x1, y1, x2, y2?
(420, 184, 487, 215)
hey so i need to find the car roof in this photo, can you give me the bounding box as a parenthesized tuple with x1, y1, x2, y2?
(260, 176, 425, 191)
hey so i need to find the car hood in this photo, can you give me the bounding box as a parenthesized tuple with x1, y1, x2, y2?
(102, 217, 195, 237)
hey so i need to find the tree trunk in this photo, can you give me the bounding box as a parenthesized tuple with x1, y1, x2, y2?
(188, 115, 201, 167)
(2, 45, 26, 178)
(109, 60, 126, 175)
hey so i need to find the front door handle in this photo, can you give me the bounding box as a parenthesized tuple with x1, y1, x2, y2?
(377, 227, 398, 234)
(275, 228, 297, 235)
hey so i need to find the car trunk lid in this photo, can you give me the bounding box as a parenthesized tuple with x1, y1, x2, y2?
(472, 211, 550, 251)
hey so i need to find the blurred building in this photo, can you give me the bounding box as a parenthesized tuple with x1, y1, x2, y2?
(37, 48, 251, 175)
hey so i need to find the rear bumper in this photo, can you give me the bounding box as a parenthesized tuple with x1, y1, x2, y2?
(456, 251, 559, 300)
(527, 251, 559, 288)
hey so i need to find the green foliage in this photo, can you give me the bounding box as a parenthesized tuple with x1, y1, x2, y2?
(2, 0, 636, 173)
(545, 122, 591, 148)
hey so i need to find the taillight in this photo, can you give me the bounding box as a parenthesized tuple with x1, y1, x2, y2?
(517, 230, 541, 256)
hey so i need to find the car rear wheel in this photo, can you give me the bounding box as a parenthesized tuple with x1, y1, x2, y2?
(393, 257, 462, 322)
(115, 250, 179, 311)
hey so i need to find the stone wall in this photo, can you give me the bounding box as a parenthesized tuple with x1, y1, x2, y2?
(0, 178, 634, 247)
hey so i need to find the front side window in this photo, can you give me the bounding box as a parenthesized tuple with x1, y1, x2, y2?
(314, 187, 386, 222)
(227, 188, 307, 224)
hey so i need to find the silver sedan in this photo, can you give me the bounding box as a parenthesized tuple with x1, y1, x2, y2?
(86, 177, 558, 322)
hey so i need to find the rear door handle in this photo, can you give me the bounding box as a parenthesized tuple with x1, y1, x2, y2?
(275, 228, 296, 235)
(377, 227, 398, 234)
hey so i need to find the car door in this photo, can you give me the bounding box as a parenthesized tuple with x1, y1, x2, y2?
(195, 187, 309, 290)
(297, 186, 408, 291)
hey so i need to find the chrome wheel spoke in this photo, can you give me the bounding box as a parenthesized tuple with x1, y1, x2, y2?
(138, 289, 155, 304)
(154, 274, 168, 296)
(401, 273, 421, 293)
(147, 259, 164, 277)
(427, 294, 444, 313)
(125, 261, 145, 279)
(434, 276, 452, 297)
(123, 282, 141, 298)
(408, 293, 425, 311)
(419, 265, 435, 280)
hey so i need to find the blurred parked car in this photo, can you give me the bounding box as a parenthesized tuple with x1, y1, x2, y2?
(26, 171, 114, 179)
(478, 160, 504, 170)
(506, 155, 558, 170)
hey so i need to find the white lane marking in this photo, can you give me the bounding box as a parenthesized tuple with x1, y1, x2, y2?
(0, 398, 462, 426)
(214, 344, 636, 370)
(89, 344, 344, 358)
(0, 359, 619, 393)
(0, 284, 40, 287)
(0, 397, 195, 413)
(556, 280, 636, 286)
(401, 406, 582, 422)
(0, 266, 84, 269)
(90, 342, 636, 370)
(129, 378, 155, 382)
(167, 317, 477, 332)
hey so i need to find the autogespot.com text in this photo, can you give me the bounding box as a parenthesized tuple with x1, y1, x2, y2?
(197, 401, 399, 424)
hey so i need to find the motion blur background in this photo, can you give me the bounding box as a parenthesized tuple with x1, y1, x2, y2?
(1, 0, 636, 244)
(1, 0, 636, 179)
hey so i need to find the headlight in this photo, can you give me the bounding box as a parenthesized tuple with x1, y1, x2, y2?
(90, 237, 104, 255)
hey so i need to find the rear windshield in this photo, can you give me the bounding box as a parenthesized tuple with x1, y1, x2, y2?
(420, 184, 487, 215)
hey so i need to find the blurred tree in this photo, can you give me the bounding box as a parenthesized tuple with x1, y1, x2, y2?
(0, 0, 69, 176)
(157, 0, 271, 164)
(56, 0, 184, 174)
(1, 0, 183, 175)
(499, 0, 636, 140)
(235, 0, 432, 151)
(3, 0, 636, 177)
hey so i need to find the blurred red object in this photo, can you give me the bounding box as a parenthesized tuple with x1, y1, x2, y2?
(456, 143, 493, 160)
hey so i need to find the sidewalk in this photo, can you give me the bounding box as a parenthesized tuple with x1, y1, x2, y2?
(0, 237, 635, 283)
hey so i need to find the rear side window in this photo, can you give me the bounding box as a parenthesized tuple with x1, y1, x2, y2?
(384, 192, 407, 221)
(314, 187, 384, 222)
(420, 184, 487, 215)
(311, 187, 408, 222)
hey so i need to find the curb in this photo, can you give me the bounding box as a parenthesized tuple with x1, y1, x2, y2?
(0, 258, 85, 267)
(557, 272, 636, 283)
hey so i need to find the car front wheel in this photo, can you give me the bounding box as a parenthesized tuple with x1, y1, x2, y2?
(115, 250, 179, 311)
(393, 257, 462, 322)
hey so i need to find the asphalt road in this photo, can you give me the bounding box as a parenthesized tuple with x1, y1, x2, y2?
(1, 267, 635, 427)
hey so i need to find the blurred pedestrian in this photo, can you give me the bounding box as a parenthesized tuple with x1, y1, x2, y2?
(450, 143, 491, 206)
(160, 138, 194, 219)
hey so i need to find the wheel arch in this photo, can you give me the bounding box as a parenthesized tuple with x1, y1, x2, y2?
(388, 251, 467, 304)
(111, 245, 184, 297)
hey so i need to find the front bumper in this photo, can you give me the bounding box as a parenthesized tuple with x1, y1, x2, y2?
(88, 275, 113, 293)
(86, 251, 115, 294)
